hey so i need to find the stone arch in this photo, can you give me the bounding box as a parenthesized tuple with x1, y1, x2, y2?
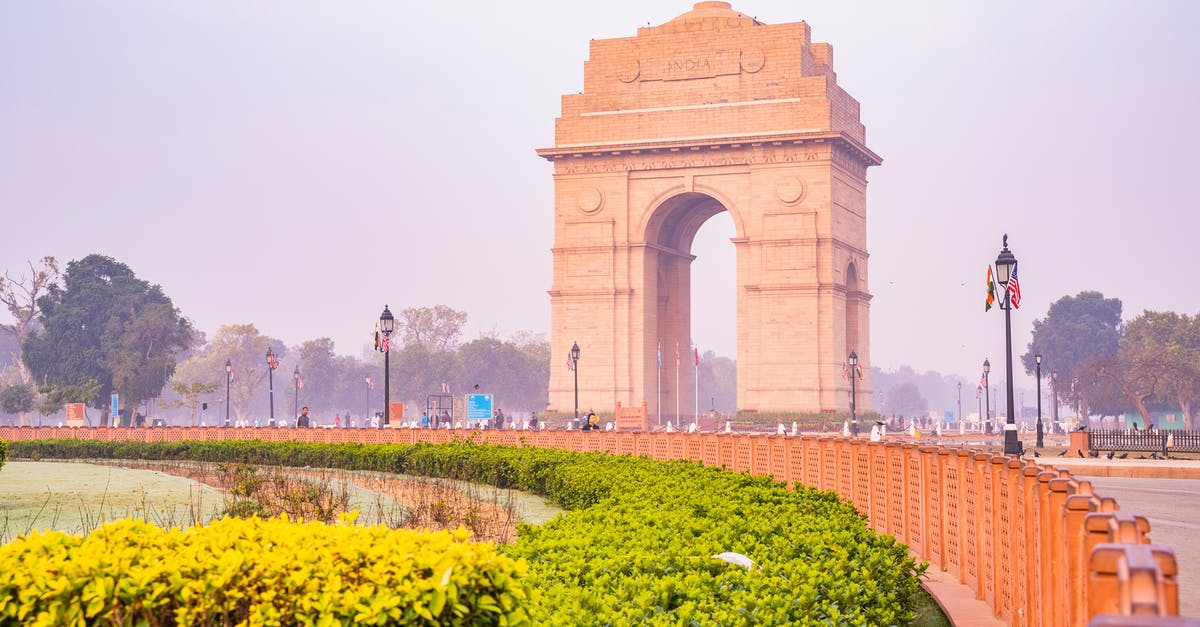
(539, 2, 880, 418)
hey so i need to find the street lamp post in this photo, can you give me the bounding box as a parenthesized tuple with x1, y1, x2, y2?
(976, 385, 982, 427)
(225, 359, 232, 424)
(380, 306, 394, 429)
(957, 381, 962, 426)
(266, 348, 278, 425)
(570, 342, 581, 422)
(1035, 354, 1044, 448)
(1051, 372, 1059, 433)
(983, 358, 991, 434)
(849, 350, 859, 437)
(994, 235, 1022, 456)
(293, 365, 300, 425)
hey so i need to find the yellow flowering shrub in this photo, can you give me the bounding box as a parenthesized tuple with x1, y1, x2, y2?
(0, 513, 531, 626)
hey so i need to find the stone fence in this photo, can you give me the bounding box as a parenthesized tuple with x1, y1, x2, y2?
(0, 425, 1191, 626)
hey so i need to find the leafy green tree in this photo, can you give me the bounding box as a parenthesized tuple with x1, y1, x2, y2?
(455, 337, 549, 412)
(1022, 291, 1122, 420)
(1119, 311, 1200, 429)
(0, 383, 36, 417)
(292, 338, 342, 417)
(21, 255, 194, 423)
(170, 380, 220, 426)
(172, 324, 284, 424)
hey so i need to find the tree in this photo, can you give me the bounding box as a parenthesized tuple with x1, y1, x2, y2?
(455, 337, 548, 412)
(172, 324, 285, 424)
(0, 257, 59, 424)
(1022, 291, 1122, 421)
(1119, 311, 1200, 429)
(0, 383, 35, 418)
(884, 382, 928, 417)
(170, 380, 220, 426)
(397, 305, 467, 352)
(21, 255, 194, 422)
(698, 350, 737, 414)
(293, 338, 340, 416)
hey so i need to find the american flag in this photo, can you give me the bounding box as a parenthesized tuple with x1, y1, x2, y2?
(365, 377, 374, 390)
(841, 362, 848, 381)
(1007, 262, 1021, 309)
(441, 382, 450, 394)
(297, 376, 304, 390)
(380, 334, 390, 353)
(980, 373, 988, 388)
(565, 353, 574, 370)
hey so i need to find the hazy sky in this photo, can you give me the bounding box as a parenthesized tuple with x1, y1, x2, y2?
(3, 1, 1198, 388)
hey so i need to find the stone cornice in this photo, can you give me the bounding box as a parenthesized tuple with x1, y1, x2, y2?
(536, 131, 881, 168)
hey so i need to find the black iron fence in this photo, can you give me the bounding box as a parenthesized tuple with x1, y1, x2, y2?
(1088, 429, 1200, 454)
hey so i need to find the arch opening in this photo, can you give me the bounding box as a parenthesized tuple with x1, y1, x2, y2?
(645, 192, 738, 425)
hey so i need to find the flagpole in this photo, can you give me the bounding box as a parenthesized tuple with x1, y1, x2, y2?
(657, 343, 662, 427)
(694, 347, 698, 424)
(675, 352, 680, 425)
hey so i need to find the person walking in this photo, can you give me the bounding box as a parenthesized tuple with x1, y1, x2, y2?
(297, 406, 311, 428)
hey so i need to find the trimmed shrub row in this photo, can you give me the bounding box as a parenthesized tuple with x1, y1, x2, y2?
(0, 515, 530, 626)
(7, 439, 924, 625)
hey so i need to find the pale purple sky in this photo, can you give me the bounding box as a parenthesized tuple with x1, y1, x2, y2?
(3, 1, 1198, 386)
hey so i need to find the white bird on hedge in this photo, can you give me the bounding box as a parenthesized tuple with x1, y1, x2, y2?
(712, 552, 756, 571)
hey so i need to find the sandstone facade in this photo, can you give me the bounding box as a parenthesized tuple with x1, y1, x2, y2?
(541, 2, 879, 418)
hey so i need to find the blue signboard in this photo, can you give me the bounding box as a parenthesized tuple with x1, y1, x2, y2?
(467, 394, 493, 420)
(111, 393, 119, 418)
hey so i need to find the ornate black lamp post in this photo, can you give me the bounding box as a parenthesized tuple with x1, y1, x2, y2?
(994, 236, 1022, 456)
(225, 358, 232, 424)
(266, 347, 278, 424)
(983, 358, 991, 433)
(293, 365, 300, 425)
(849, 350, 859, 437)
(1035, 354, 1044, 448)
(380, 305, 394, 428)
(570, 342, 581, 422)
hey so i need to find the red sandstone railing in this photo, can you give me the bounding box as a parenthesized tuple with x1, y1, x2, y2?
(0, 426, 1191, 626)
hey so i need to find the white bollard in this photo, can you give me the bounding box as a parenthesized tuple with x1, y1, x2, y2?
(725, 420, 732, 434)
(791, 421, 799, 436)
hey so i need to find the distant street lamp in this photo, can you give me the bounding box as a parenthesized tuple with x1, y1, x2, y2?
(976, 385, 982, 427)
(293, 365, 301, 425)
(570, 342, 581, 422)
(983, 358, 991, 434)
(957, 381, 962, 426)
(994, 235, 1021, 456)
(225, 359, 232, 424)
(380, 305, 395, 429)
(1035, 354, 1044, 448)
(849, 350, 859, 437)
(266, 347, 278, 424)
(1051, 372, 1059, 433)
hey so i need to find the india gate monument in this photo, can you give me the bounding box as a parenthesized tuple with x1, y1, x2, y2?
(542, 2, 879, 418)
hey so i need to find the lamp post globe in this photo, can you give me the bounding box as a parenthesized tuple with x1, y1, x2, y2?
(994, 235, 1022, 456)
(380, 305, 394, 429)
(849, 350, 858, 437)
(1035, 353, 1043, 449)
(570, 342, 581, 422)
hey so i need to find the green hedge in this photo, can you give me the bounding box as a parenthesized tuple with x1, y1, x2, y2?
(0, 438, 6, 472)
(0, 515, 531, 626)
(8, 439, 924, 625)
